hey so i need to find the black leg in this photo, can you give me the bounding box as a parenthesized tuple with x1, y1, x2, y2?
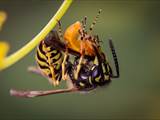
(57, 20, 63, 41)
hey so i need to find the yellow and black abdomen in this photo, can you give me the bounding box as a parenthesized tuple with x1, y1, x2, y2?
(36, 40, 63, 85)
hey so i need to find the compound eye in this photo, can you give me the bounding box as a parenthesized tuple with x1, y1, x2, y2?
(92, 66, 99, 78)
(80, 74, 88, 80)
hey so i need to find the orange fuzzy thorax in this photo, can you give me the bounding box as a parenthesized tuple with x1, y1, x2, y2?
(64, 21, 95, 56)
(64, 21, 81, 52)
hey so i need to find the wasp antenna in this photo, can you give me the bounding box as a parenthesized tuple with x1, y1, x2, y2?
(109, 39, 120, 78)
(89, 9, 102, 32)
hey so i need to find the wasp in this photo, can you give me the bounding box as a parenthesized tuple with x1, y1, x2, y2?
(10, 9, 120, 98)
(61, 9, 119, 90)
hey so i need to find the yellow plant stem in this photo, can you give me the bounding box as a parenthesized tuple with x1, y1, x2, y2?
(0, 0, 73, 70)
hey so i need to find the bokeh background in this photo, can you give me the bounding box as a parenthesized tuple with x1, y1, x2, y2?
(0, 0, 160, 119)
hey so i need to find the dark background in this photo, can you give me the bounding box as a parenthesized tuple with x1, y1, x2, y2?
(0, 0, 160, 119)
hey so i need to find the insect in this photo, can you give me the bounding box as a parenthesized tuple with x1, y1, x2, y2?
(62, 9, 119, 89)
(10, 10, 120, 98)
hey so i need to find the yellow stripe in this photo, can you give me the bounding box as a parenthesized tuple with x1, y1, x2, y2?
(42, 42, 47, 52)
(55, 63, 61, 70)
(91, 66, 96, 71)
(53, 53, 61, 60)
(95, 75, 101, 82)
(79, 82, 85, 87)
(107, 65, 110, 72)
(51, 56, 63, 64)
(89, 76, 92, 84)
(37, 47, 47, 61)
(41, 68, 51, 76)
(93, 56, 99, 65)
(102, 64, 106, 73)
(45, 46, 51, 52)
(50, 50, 58, 54)
(36, 56, 49, 67)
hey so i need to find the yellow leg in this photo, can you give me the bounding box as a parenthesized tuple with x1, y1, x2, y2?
(57, 20, 63, 41)
(43, 42, 57, 86)
(75, 55, 84, 80)
(49, 66, 56, 86)
(74, 41, 84, 80)
(62, 49, 68, 80)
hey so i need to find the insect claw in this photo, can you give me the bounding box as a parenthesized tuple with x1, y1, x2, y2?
(50, 80, 56, 86)
(56, 80, 60, 85)
(62, 75, 67, 81)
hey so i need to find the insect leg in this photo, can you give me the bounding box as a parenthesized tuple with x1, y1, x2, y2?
(10, 75, 78, 98)
(57, 20, 63, 41)
(62, 48, 69, 80)
(66, 77, 75, 89)
(74, 41, 85, 80)
(10, 87, 78, 98)
(109, 39, 120, 78)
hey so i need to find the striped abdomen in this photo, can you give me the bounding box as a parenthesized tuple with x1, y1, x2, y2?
(36, 40, 63, 85)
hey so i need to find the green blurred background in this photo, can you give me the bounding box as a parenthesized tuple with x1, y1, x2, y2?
(0, 0, 160, 119)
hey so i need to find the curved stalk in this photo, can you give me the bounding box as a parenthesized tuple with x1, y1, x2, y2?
(0, 0, 73, 70)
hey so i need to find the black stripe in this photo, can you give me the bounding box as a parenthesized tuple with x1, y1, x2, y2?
(38, 42, 46, 55)
(54, 66, 61, 74)
(48, 73, 52, 78)
(50, 50, 59, 58)
(51, 53, 62, 63)
(36, 51, 47, 63)
(48, 46, 57, 52)
(38, 63, 49, 69)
